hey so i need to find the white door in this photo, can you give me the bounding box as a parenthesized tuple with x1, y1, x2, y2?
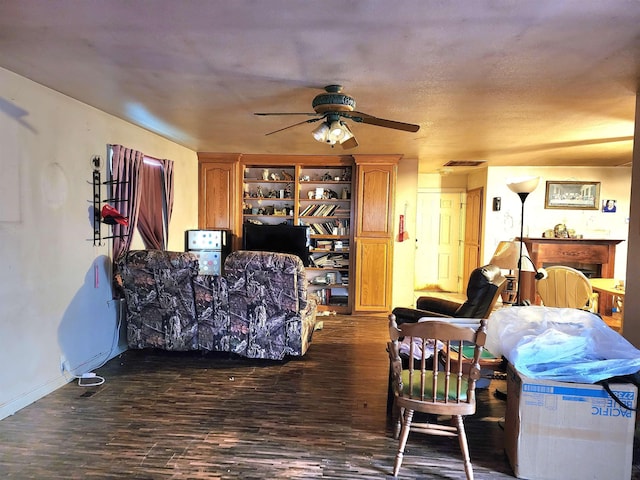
(414, 191, 464, 293)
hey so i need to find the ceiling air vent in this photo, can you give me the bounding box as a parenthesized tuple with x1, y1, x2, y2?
(443, 160, 487, 167)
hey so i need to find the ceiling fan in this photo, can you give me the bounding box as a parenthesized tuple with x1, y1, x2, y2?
(254, 85, 420, 149)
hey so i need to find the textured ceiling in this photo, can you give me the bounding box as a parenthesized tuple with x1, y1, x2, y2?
(1, 1, 639, 173)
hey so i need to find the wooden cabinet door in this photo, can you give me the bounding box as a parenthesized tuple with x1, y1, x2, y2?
(463, 187, 483, 286)
(355, 164, 394, 237)
(198, 161, 237, 232)
(352, 156, 399, 312)
(354, 237, 392, 311)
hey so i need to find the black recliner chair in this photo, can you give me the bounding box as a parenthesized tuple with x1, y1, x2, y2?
(391, 264, 507, 325)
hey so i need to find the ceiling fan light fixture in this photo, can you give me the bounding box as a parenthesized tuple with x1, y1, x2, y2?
(312, 122, 330, 143)
(328, 121, 346, 142)
(338, 123, 354, 142)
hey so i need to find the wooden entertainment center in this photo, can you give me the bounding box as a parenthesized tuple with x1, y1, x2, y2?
(197, 153, 400, 314)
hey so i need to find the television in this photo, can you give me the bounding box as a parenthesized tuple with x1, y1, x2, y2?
(242, 223, 311, 266)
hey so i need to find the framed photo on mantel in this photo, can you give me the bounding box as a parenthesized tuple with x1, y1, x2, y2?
(544, 181, 600, 210)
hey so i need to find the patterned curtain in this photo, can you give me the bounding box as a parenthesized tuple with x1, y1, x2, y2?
(110, 145, 143, 262)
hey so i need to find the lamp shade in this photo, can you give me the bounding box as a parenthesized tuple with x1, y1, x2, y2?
(490, 241, 520, 270)
(312, 123, 330, 143)
(490, 240, 535, 272)
(507, 176, 540, 194)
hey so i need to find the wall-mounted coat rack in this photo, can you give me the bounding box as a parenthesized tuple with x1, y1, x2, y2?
(92, 162, 129, 246)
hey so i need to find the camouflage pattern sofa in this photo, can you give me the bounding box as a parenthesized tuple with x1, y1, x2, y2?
(224, 250, 318, 359)
(115, 249, 317, 359)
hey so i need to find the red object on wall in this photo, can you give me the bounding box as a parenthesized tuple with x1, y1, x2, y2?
(101, 204, 129, 226)
(397, 214, 407, 242)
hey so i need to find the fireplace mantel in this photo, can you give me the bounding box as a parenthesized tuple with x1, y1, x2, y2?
(517, 237, 624, 305)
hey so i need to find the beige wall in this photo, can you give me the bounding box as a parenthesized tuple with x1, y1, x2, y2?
(0, 67, 198, 419)
(483, 166, 631, 280)
(391, 159, 419, 308)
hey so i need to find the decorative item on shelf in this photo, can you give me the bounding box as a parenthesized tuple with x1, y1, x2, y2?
(553, 223, 569, 238)
(261, 169, 269, 180)
(270, 172, 280, 181)
(324, 189, 339, 199)
(507, 176, 540, 305)
(341, 187, 349, 199)
(282, 170, 293, 181)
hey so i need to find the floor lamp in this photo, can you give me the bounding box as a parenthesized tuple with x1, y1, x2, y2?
(507, 176, 540, 305)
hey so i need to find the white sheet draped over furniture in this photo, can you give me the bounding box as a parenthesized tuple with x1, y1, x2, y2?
(485, 306, 640, 383)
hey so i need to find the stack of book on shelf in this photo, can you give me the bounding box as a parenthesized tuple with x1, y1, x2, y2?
(303, 219, 350, 236)
(311, 253, 348, 268)
(299, 204, 340, 217)
(341, 272, 349, 286)
(333, 239, 349, 251)
(314, 240, 333, 251)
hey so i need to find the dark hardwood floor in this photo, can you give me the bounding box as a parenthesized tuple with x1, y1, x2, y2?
(1, 314, 638, 479)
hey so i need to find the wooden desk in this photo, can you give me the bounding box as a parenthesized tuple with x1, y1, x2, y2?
(590, 278, 625, 317)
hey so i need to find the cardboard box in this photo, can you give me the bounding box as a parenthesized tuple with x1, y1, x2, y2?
(505, 364, 637, 480)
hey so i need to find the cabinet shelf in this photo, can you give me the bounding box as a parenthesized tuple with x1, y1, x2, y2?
(310, 249, 350, 253)
(300, 180, 351, 185)
(299, 197, 350, 201)
(244, 179, 294, 184)
(300, 215, 350, 219)
(310, 234, 349, 239)
(244, 197, 294, 201)
(307, 268, 349, 273)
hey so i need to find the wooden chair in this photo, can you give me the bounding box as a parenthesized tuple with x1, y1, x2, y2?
(387, 314, 487, 480)
(536, 265, 594, 310)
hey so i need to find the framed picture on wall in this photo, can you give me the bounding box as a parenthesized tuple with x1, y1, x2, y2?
(544, 181, 600, 210)
(602, 199, 617, 212)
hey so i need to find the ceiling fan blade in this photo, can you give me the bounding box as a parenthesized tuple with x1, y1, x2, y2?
(264, 117, 324, 136)
(346, 111, 420, 132)
(255, 112, 320, 116)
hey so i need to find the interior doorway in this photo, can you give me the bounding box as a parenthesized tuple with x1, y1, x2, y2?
(463, 187, 483, 286)
(414, 190, 466, 295)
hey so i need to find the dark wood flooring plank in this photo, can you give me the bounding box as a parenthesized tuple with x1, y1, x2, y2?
(0, 314, 637, 479)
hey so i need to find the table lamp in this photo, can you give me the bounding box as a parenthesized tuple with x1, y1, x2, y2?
(490, 240, 535, 304)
